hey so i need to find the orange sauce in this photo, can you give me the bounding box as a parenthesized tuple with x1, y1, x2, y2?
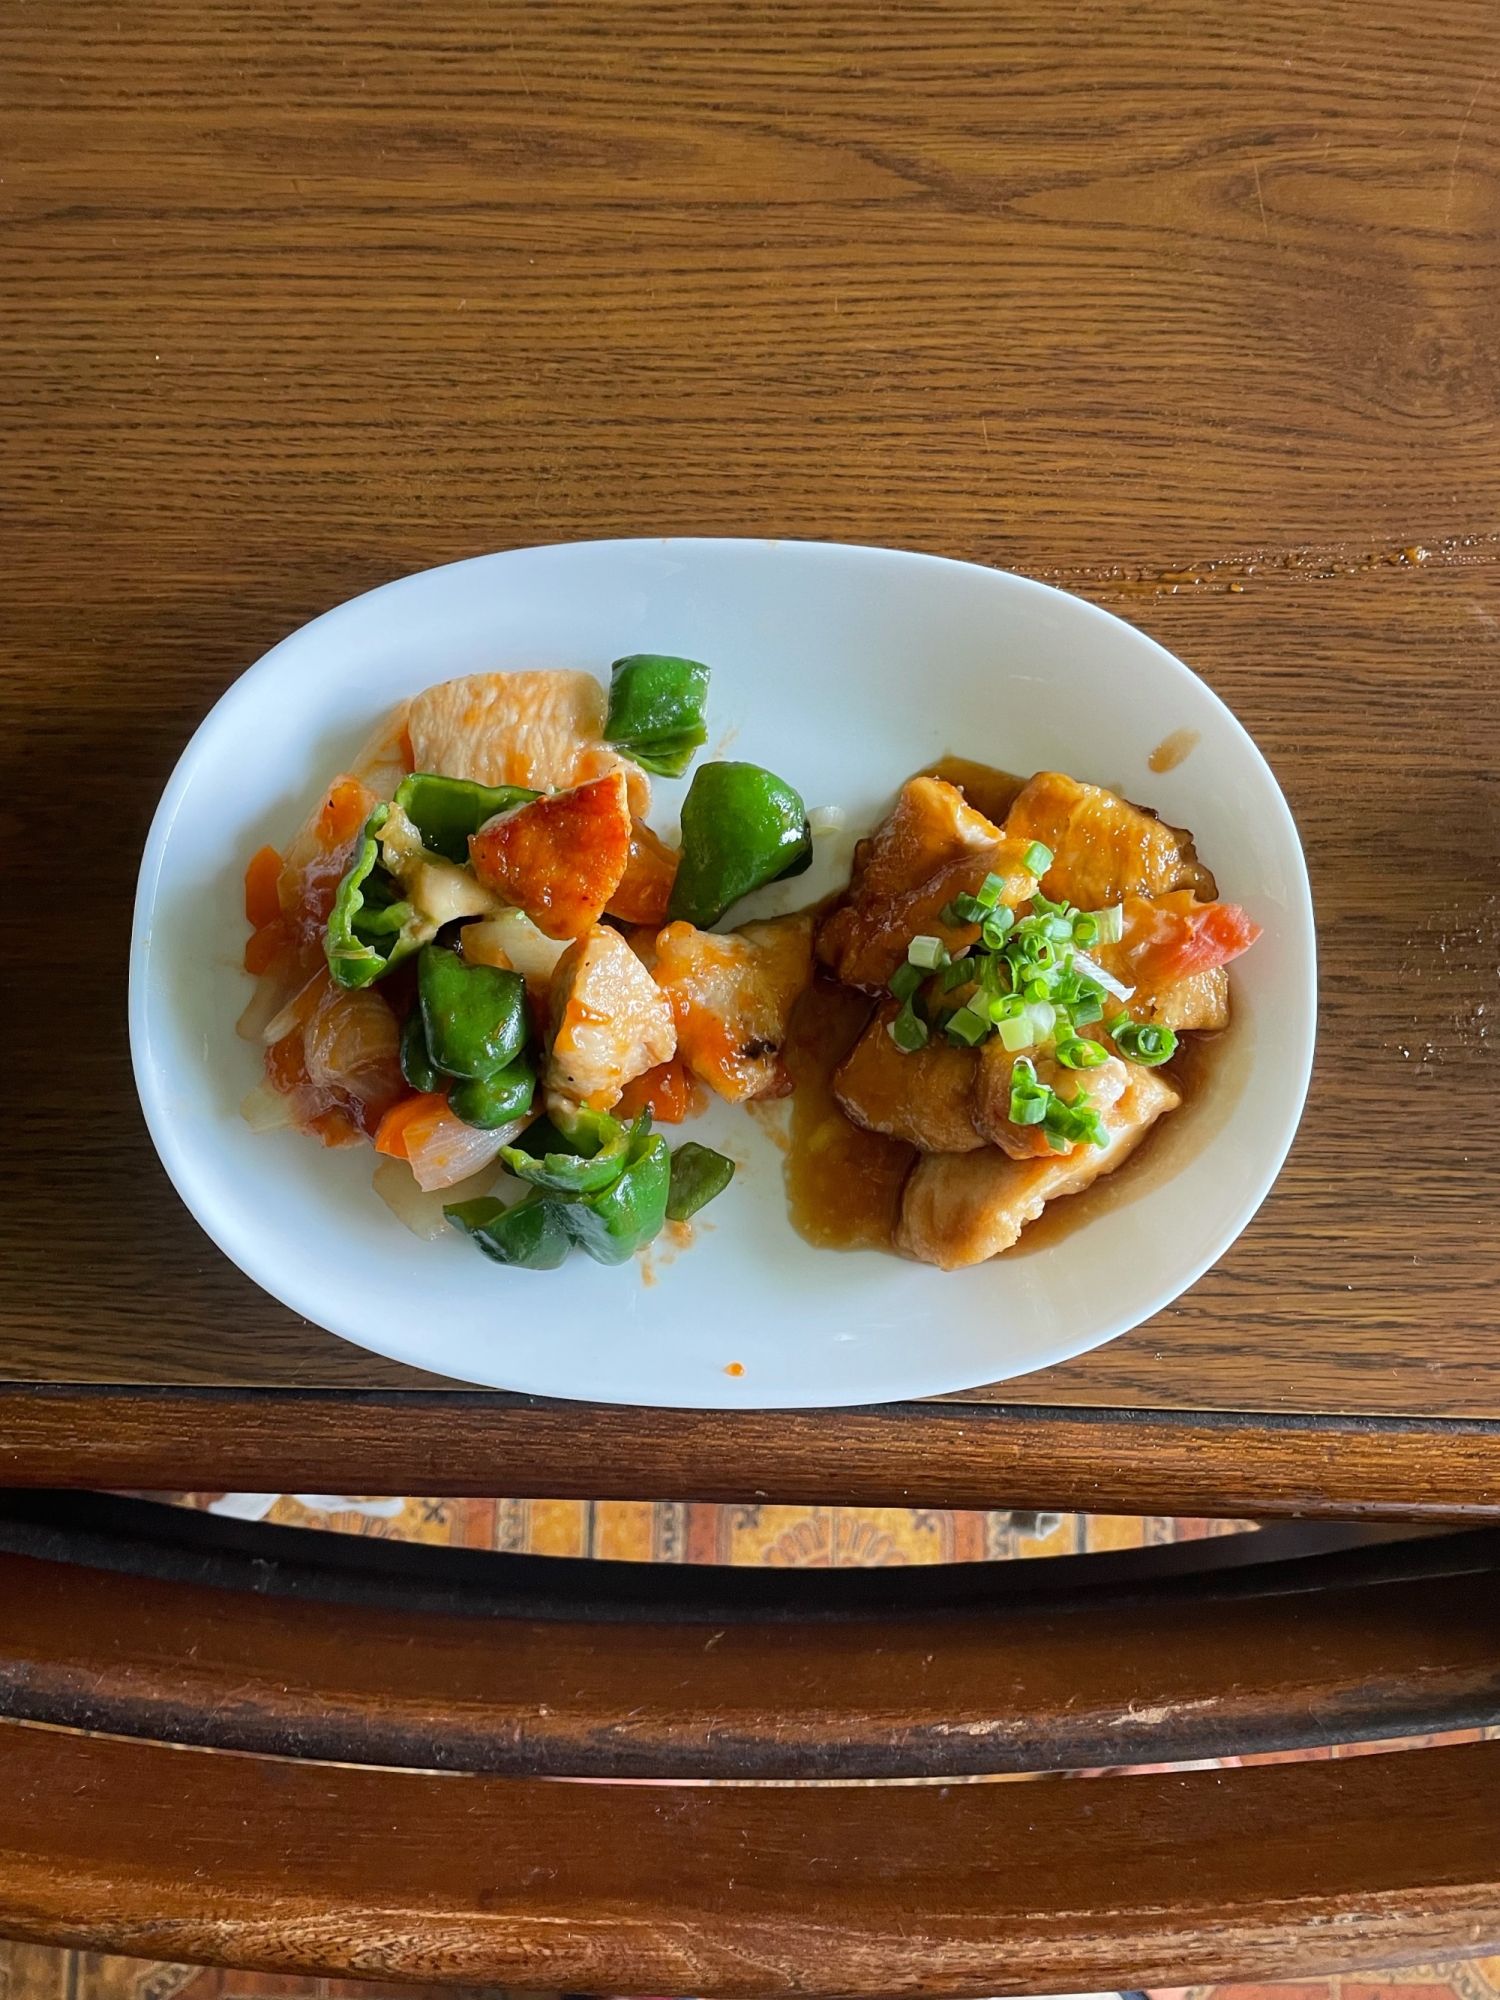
(1147, 728, 1201, 773)
(782, 978, 914, 1251)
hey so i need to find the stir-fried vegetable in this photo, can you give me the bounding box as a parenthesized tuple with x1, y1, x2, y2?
(666, 1141, 736, 1222)
(394, 771, 537, 864)
(447, 1107, 732, 1267)
(604, 654, 711, 778)
(324, 805, 434, 990)
(417, 943, 528, 1081)
(447, 1052, 537, 1129)
(668, 762, 812, 927)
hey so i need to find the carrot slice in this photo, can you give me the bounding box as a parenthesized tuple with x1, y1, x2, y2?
(374, 1091, 450, 1162)
(1129, 897, 1261, 988)
(607, 819, 681, 927)
(616, 1055, 697, 1125)
(244, 916, 288, 975)
(244, 845, 284, 928)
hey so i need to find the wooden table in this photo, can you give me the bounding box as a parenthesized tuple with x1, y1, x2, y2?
(5, 0, 1498, 1520)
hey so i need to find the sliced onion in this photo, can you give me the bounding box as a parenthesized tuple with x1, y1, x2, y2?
(808, 805, 847, 835)
(372, 1155, 506, 1240)
(462, 911, 569, 985)
(239, 1077, 297, 1134)
(1072, 948, 1135, 1003)
(261, 971, 327, 1047)
(237, 959, 310, 1043)
(405, 1103, 531, 1193)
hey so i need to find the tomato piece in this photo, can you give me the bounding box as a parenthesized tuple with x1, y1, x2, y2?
(244, 844, 284, 927)
(468, 771, 632, 940)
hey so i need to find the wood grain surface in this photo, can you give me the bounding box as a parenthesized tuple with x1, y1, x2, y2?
(4, 2, 1499, 1489)
(4, 1388, 1498, 1520)
(4, 1719, 1499, 1995)
(5, 1512, 1497, 1775)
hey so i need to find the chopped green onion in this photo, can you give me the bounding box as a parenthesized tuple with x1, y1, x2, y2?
(944, 892, 990, 926)
(1089, 904, 1125, 945)
(1023, 841, 1054, 876)
(997, 1012, 1035, 1052)
(889, 961, 925, 1002)
(1071, 912, 1100, 948)
(940, 955, 977, 992)
(944, 1004, 993, 1047)
(907, 934, 949, 970)
(1009, 1058, 1050, 1125)
(1054, 1036, 1109, 1070)
(1068, 989, 1105, 1027)
(1108, 1016, 1178, 1066)
(888, 998, 930, 1052)
(1044, 1091, 1109, 1150)
(975, 872, 1006, 910)
(981, 911, 1015, 949)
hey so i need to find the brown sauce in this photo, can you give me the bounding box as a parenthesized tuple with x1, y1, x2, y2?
(1147, 728, 1201, 773)
(921, 755, 1028, 825)
(783, 977, 915, 1251)
(780, 757, 1252, 1263)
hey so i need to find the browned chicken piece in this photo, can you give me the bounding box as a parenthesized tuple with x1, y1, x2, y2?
(652, 913, 814, 1103)
(546, 924, 677, 1114)
(1126, 966, 1229, 1030)
(817, 776, 1040, 991)
(895, 1065, 1181, 1269)
(971, 1044, 1131, 1159)
(833, 1002, 985, 1153)
(1090, 895, 1231, 1030)
(1003, 771, 1216, 910)
(406, 671, 650, 816)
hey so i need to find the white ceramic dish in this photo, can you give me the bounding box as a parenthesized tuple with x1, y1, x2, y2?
(130, 538, 1315, 1407)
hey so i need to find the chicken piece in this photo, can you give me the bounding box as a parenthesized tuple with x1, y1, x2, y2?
(1003, 772, 1216, 910)
(407, 670, 650, 816)
(1091, 890, 1255, 1030)
(653, 913, 814, 1103)
(833, 1002, 984, 1153)
(896, 1065, 1181, 1269)
(546, 924, 677, 1114)
(347, 701, 413, 801)
(817, 776, 1040, 991)
(469, 771, 633, 941)
(971, 1043, 1130, 1159)
(607, 819, 680, 927)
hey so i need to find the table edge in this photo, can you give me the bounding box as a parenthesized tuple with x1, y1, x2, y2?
(2, 1386, 1495, 1522)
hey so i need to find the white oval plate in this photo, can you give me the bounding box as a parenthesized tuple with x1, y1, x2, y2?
(131, 539, 1315, 1408)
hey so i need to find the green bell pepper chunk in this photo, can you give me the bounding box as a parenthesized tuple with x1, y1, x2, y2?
(400, 1007, 444, 1091)
(448, 1050, 536, 1130)
(444, 1189, 572, 1270)
(500, 1107, 633, 1193)
(417, 943, 528, 1081)
(394, 772, 538, 865)
(667, 762, 813, 927)
(326, 804, 435, 990)
(557, 1126, 671, 1265)
(604, 654, 711, 778)
(665, 1141, 736, 1222)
